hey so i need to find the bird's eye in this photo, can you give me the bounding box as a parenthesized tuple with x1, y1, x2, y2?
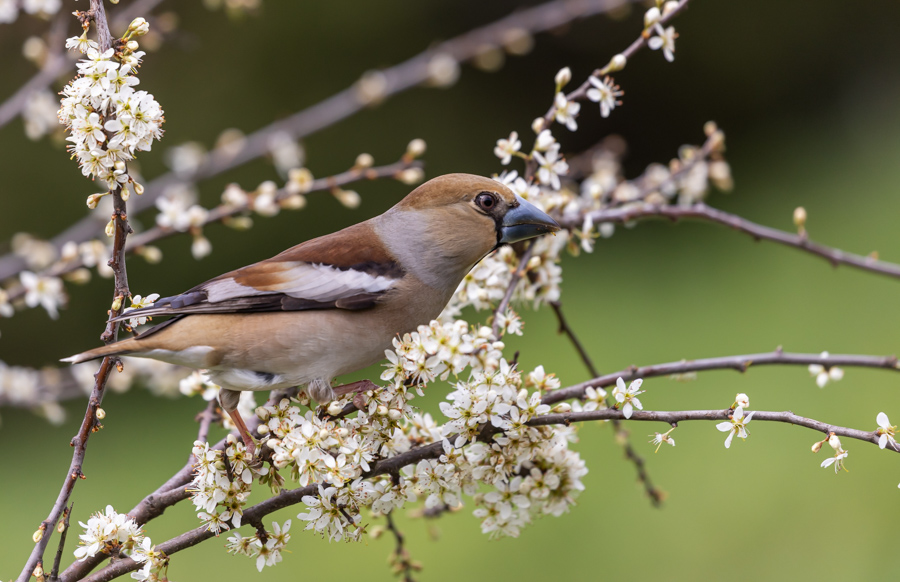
(475, 192, 497, 211)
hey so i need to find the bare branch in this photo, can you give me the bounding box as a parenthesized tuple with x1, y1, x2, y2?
(543, 350, 900, 405)
(570, 202, 900, 281)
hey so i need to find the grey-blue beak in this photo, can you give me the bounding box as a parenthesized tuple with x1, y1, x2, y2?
(499, 195, 560, 244)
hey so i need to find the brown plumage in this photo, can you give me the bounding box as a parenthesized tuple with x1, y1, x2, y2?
(64, 173, 559, 456)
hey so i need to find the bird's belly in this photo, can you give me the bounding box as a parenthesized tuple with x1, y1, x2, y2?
(210, 309, 410, 385)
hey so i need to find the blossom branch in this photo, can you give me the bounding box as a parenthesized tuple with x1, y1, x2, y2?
(549, 300, 664, 506)
(0, 0, 643, 282)
(75, 401, 894, 582)
(0, 0, 167, 130)
(16, 2, 134, 579)
(543, 350, 900, 405)
(490, 240, 535, 337)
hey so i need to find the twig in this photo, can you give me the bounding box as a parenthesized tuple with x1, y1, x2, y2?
(569, 202, 900, 281)
(385, 513, 418, 582)
(540, 0, 692, 128)
(549, 300, 664, 506)
(48, 502, 73, 582)
(490, 240, 536, 337)
(76, 401, 897, 582)
(543, 350, 900, 405)
(0, 0, 644, 282)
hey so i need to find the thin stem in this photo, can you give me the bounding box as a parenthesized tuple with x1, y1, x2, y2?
(549, 300, 664, 506)
(385, 513, 417, 582)
(490, 240, 536, 337)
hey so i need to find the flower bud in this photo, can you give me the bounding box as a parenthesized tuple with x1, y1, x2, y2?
(555, 66, 572, 88)
(552, 402, 572, 413)
(111, 296, 123, 311)
(139, 245, 162, 264)
(355, 153, 374, 169)
(129, 17, 150, 36)
(608, 54, 627, 72)
(531, 117, 545, 134)
(336, 427, 350, 438)
(318, 428, 329, 440)
(735, 393, 749, 409)
(96, 407, 106, 420)
(388, 409, 403, 421)
(327, 401, 344, 416)
(32, 526, 44, 543)
(406, 139, 427, 158)
(86, 193, 105, 209)
(397, 167, 424, 185)
(793, 206, 807, 228)
(132, 181, 144, 195)
(334, 189, 361, 209)
(811, 440, 823, 453)
(644, 7, 661, 28)
(105, 218, 116, 238)
(377, 405, 389, 416)
(280, 194, 307, 210)
(126, 40, 140, 51)
(257, 424, 269, 435)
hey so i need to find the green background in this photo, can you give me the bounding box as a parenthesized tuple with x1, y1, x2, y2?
(2, 0, 900, 579)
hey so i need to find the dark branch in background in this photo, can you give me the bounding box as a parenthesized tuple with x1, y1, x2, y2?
(0, 159, 421, 307)
(385, 513, 418, 582)
(75, 395, 899, 582)
(549, 300, 664, 506)
(16, 3, 132, 581)
(0, 0, 647, 282)
(543, 350, 900, 405)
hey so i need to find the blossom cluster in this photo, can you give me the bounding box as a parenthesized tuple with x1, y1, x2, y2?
(58, 19, 164, 199)
(72, 505, 166, 581)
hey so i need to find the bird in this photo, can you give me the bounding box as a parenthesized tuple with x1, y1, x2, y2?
(63, 173, 560, 456)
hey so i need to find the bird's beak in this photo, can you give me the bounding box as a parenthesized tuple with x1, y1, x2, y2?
(499, 195, 561, 244)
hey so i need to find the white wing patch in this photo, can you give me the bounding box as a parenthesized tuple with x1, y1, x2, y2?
(204, 262, 396, 304)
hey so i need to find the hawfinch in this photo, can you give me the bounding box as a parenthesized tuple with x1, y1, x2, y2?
(64, 173, 559, 455)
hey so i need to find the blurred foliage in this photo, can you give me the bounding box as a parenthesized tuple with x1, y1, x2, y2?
(2, 0, 900, 580)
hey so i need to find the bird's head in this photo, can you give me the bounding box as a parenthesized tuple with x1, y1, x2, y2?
(379, 173, 560, 289)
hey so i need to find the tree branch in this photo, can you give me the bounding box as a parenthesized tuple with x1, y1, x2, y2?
(76, 400, 894, 582)
(543, 350, 900, 405)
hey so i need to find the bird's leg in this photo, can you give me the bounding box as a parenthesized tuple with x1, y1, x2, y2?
(218, 388, 256, 458)
(332, 379, 379, 410)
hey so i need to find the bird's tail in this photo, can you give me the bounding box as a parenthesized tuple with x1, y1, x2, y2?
(61, 339, 141, 365)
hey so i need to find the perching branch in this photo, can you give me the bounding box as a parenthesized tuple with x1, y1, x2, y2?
(74, 399, 896, 582)
(0, 0, 645, 283)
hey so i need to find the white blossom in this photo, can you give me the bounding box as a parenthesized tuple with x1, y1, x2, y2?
(876, 412, 898, 451)
(586, 76, 623, 118)
(612, 377, 644, 419)
(553, 92, 580, 131)
(494, 131, 521, 165)
(648, 24, 677, 62)
(20, 271, 66, 318)
(715, 406, 755, 448)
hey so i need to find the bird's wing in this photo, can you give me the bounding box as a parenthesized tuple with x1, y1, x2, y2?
(114, 221, 404, 321)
